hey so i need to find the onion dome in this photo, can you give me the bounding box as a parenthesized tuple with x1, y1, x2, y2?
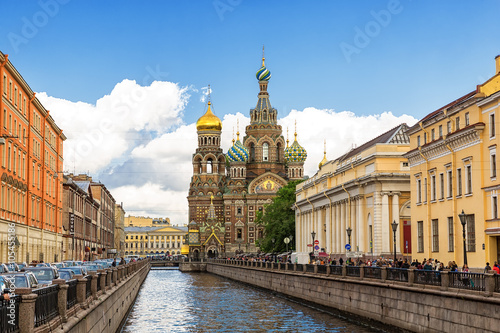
(227, 131, 249, 162)
(285, 131, 307, 163)
(196, 101, 222, 131)
(256, 57, 271, 81)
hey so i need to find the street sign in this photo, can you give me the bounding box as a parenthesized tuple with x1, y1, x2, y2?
(69, 213, 75, 235)
(284, 237, 290, 244)
(307, 244, 313, 247)
(314, 245, 320, 251)
(314, 240, 319, 245)
(345, 244, 351, 251)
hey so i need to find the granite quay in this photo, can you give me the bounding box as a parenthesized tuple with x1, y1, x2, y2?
(0, 258, 150, 333)
(207, 259, 500, 332)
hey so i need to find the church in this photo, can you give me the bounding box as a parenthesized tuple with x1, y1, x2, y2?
(187, 55, 307, 258)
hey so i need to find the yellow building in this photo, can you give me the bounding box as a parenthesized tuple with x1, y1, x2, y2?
(124, 226, 188, 257)
(125, 215, 171, 227)
(404, 55, 500, 268)
(295, 124, 411, 260)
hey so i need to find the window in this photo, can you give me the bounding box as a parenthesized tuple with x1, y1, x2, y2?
(493, 196, 498, 220)
(491, 148, 497, 179)
(417, 136, 420, 147)
(465, 165, 472, 194)
(439, 125, 443, 138)
(432, 219, 439, 252)
(439, 173, 444, 200)
(207, 158, 213, 173)
(237, 207, 242, 215)
(430, 174, 436, 201)
(237, 228, 242, 239)
(465, 112, 470, 126)
(447, 121, 451, 134)
(431, 129, 435, 141)
(466, 214, 475, 252)
(262, 143, 269, 161)
(2, 75, 5, 95)
(417, 221, 424, 253)
(456, 117, 460, 131)
(424, 177, 428, 202)
(424, 132, 427, 144)
(491, 113, 496, 138)
(448, 217, 454, 252)
(457, 168, 462, 196)
(416, 178, 422, 203)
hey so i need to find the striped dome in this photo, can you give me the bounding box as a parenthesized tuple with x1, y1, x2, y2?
(256, 65, 271, 81)
(227, 139, 249, 163)
(285, 139, 307, 163)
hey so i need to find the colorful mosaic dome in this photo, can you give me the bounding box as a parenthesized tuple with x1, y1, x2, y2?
(285, 136, 307, 163)
(227, 138, 249, 163)
(256, 57, 271, 81)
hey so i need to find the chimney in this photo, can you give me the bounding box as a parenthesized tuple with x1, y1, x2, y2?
(496, 55, 500, 74)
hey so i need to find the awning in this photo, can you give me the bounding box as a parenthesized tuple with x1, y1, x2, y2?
(318, 252, 329, 257)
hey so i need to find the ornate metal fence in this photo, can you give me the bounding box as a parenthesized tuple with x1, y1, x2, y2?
(330, 265, 343, 276)
(346, 266, 360, 277)
(85, 277, 92, 299)
(1, 294, 20, 333)
(96, 273, 102, 292)
(317, 265, 327, 274)
(414, 270, 441, 286)
(364, 266, 382, 279)
(449, 272, 485, 291)
(295, 264, 304, 272)
(34, 285, 60, 327)
(306, 264, 315, 273)
(387, 268, 408, 282)
(66, 279, 78, 309)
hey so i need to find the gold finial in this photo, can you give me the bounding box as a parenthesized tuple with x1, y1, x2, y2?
(294, 120, 298, 140)
(207, 84, 211, 103)
(232, 127, 235, 144)
(262, 45, 265, 67)
(324, 139, 326, 155)
(210, 195, 214, 205)
(286, 127, 289, 148)
(236, 119, 240, 140)
(319, 139, 328, 169)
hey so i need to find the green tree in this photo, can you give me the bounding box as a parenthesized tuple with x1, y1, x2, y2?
(256, 179, 303, 253)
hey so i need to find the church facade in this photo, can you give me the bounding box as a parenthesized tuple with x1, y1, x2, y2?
(187, 56, 307, 258)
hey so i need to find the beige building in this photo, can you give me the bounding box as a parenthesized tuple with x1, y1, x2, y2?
(295, 124, 411, 260)
(404, 56, 500, 268)
(126, 215, 171, 227)
(114, 203, 126, 257)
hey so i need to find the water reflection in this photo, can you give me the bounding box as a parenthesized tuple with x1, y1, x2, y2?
(122, 269, 378, 332)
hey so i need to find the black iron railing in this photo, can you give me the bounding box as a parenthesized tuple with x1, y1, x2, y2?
(1, 294, 20, 333)
(346, 266, 360, 277)
(414, 270, 441, 286)
(295, 264, 304, 272)
(495, 275, 500, 293)
(66, 279, 78, 309)
(449, 272, 485, 291)
(85, 276, 92, 299)
(317, 265, 327, 274)
(387, 268, 409, 282)
(306, 264, 315, 273)
(96, 274, 102, 292)
(364, 266, 382, 279)
(34, 284, 59, 327)
(330, 265, 343, 276)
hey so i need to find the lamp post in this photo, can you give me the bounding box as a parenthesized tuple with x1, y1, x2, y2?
(391, 220, 398, 264)
(289, 235, 294, 251)
(346, 227, 352, 251)
(459, 210, 468, 266)
(311, 231, 316, 261)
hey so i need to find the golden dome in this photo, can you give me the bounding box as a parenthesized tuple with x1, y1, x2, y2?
(196, 101, 222, 131)
(318, 140, 328, 169)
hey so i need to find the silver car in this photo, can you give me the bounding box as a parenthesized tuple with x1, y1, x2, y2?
(2, 272, 39, 289)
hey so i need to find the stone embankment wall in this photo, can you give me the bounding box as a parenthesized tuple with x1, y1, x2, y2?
(207, 262, 500, 333)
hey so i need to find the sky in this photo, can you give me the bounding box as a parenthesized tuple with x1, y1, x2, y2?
(1, 0, 499, 224)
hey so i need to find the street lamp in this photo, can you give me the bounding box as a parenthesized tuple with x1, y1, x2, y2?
(311, 231, 316, 260)
(346, 227, 352, 251)
(391, 220, 398, 263)
(459, 210, 468, 266)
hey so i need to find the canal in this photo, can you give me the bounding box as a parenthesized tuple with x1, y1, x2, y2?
(121, 268, 388, 332)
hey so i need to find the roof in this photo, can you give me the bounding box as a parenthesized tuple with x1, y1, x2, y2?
(124, 226, 188, 233)
(338, 123, 409, 162)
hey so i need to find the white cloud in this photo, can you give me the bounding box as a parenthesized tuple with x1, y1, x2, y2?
(37, 79, 189, 173)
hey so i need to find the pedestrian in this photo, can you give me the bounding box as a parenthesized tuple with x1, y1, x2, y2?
(112, 258, 117, 267)
(462, 264, 469, 272)
(119, 257, 126, 265)
(339, 257, 344, 266)
(484, 262, 492, 273)
(493, 262, 500, 274)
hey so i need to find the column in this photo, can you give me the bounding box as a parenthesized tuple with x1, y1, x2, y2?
(335, 203, 341, 253)
(326, 205, 332, 255)
(340, 200, 345, 253)
(351, 199, 356, 252)
(381, 192, 390, 254)
(392, 192, 401, 253)
(357, 197, 365, 252)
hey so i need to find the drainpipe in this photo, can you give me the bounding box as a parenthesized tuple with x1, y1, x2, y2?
(443, 141, 457, 263)
(418, 147, 431, 256)
(306, 197, 314, 252)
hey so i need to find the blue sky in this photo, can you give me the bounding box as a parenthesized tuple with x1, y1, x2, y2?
(1, 0, 499, 222)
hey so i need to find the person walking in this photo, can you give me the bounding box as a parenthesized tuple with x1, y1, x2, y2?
(484, 262, 492, 273)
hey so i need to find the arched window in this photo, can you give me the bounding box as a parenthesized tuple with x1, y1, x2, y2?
(263, 143, 269, 161)
(207, 158, 213, 173)
(250, 143, 255, 162)
(237, 229, 242, 240)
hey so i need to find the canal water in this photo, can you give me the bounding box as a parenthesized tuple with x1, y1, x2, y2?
(121, 268, 385, 333)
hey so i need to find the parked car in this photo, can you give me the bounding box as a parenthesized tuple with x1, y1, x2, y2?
(16, 262, 28, 270)
(51, 262, 67, 269)
(5, 263, 19, 272)
(1, 272, 39, 289)
(82, 265, 101, 273)
(24, 267, 58, 287)
(35, 263, 51, 267)
(58, 270, 75, 281)
(60, 266, 88, 276)
(0, 264, 10, 273)
(0, 275, 14, 293)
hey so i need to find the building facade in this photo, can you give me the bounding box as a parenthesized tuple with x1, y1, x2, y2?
(124, 226, 188, 257)
(61, 174, 115, 260)
(404, 56, 500, 268)
(125, 215, 171, 227)
(0, 51, 66, 263)
(295, 124, 411, 261)
(187, 55, 307, 258)
(114, 203, 126, 257)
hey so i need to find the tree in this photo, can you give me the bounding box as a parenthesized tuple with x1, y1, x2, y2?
(256, 179, 303, 253)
